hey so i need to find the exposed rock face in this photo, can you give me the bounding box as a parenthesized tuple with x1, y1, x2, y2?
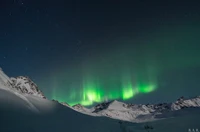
(1, 67, 200, 123)
(10, 76, 46, 98)
(72, 97, 200, 122)
(171, 96, 200, 110)
(72, 104, 85, 110)
(0, 68, 46, 99)
(92, 101, 112, 113)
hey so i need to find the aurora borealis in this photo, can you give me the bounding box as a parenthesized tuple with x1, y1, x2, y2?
(52, 73, 157, 106)
(1, 1, 200, 106)
(48, 24, 200, 106)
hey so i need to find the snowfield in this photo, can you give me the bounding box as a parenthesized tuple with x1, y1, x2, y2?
(0, 68, 200, 132)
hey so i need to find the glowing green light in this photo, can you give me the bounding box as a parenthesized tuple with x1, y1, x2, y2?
(122, 82, 134, 100)
(108, 91, 121, 99)
(122, 89, 133, 100)
(122, 88, 139, 100)
(86, 91, 102, 102)
(80, 100, 93, 106)
(138, 84, 156, 93)
(52, 74, 157, 106)
(82, 79, 105, 104)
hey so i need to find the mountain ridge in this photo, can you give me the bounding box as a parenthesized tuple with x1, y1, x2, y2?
(71, 96, 200, 122)
(1, 67, 200, 123)
(0, 68, 46, 99)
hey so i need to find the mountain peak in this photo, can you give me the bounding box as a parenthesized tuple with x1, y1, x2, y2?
(60, 102, 70, 107)
(171, 96, 200, 110)
(0, 68, 46, 99)
(108, 100, 128, 110)
(72, 104, 84, 109)
(10, 76, 46, 98)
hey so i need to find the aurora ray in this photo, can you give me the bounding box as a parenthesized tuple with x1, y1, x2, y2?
(52, 70, 157, 106)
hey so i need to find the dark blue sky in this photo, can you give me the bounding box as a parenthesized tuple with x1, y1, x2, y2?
(1, 0, 200, 105)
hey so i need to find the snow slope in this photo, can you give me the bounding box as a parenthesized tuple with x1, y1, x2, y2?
(72, 104, 99, 116)
(72, 97, 200, 123)
(1, 68, 200, 132)
(0, 68, 46, 99)
(0, 87, 126, 132)
(0, 68, 13, 88)
(1, 87, 200, 132)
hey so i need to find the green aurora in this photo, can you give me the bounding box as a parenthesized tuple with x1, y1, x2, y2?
(53, 80, 156, 106)
(1, 0, 200, 107)
(51, 25, 200, 106)
(52, 67, 158, 106)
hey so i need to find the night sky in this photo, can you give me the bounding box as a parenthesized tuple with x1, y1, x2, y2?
(1, 0, 200, 106)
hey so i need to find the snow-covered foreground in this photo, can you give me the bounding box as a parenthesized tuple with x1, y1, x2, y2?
(1, 68, 200, 132)
(0, 88, 122, 132)
(0, 87, 200, 132)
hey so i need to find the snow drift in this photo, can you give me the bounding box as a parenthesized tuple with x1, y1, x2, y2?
(0, 68, 200, 132)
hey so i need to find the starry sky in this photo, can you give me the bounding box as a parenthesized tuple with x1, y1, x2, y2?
(1, 0, 200, 106)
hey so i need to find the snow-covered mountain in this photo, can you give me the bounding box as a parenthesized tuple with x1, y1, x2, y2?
(72, 104, 99, 116)
(0, 68, 14, 88)
(10, 76, 46, 98)
(0, 68, 46, 98)
(1, 67, 200, 132)
(72, 96, 200, 122)
(171, 96, 200, 110)
(2, 67, 200, 122)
